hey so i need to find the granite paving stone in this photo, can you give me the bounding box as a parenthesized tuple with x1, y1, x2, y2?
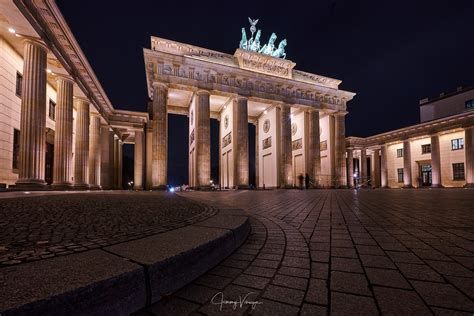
(5, 189, 472, 315)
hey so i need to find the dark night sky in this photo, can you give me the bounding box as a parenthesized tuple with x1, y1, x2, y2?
(56, 0, 474, 186)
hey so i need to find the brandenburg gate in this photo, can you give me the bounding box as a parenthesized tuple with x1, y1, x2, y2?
(141, 20, 355, 190)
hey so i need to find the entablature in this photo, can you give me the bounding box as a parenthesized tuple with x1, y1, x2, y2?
(145, 48, 354, 113)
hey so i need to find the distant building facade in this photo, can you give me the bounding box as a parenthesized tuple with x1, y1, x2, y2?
(347, 87, 474, 188)
(0, 0, 145, 189)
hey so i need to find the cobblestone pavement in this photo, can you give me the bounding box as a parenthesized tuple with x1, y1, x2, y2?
(144, 189, 474, 315)
(0, 192, 217, 266)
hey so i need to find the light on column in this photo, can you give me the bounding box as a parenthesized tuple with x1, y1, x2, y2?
(8, 27, 15, 34)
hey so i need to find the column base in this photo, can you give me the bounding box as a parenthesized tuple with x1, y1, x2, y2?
(51, 182, 73, 190)
(402, 184, 414, 188)
(72, 184, 90, 190)
(88, 184, 102, 191)
(464, 183, 474, 188)
(133, 186, 143, 191)
(152, 185, 168, 191)
(195, 185, 213, 191)
(430, 184, 444, 188)
(235, 185, 249, 190)
(15, 179, 47, 190)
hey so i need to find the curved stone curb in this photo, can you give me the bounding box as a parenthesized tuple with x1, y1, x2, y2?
(105, 208, 250, 305)
(0, 209, 250, 315)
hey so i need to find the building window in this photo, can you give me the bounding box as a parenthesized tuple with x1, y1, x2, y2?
(451, 138, 464, 150)
(15, 72, 23, 97)
(12, 129, 20, 170)
(49, 99, 56, 121)
(452, 163, 465, 180)
(421, 144, 431, 154)
(465, 99, 474, 110)
(397, 168, 404, 183)
(396, 148, 403, 158)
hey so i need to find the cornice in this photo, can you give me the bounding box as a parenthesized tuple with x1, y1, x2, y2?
(346, 111, 474, 148)
(14, 0, 115, 123)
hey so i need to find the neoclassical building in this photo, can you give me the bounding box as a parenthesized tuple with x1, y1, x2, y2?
(2, 1, 471, 191)
(0, 0, 145, 189)
(347, 87, 474, 188)
(142, 36, 355, 190)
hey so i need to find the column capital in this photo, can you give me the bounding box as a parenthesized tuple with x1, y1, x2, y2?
(23, 37, 48, 51)
(234, 95, 248, 102)
(73, 96, 90, 104)
(55, 74, 75, 84)
(196, 89, 210, 96)
(152, 81, 168, 89)
(334, 110, 348, 117)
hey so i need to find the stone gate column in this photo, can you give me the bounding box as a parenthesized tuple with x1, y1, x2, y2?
(100, 126, 113, 189)
(16, 39, 48, 188)
(152, 82, 168, 189)
(403, 139, 413, 188)
(279, 104, 292, 188)
(234, 96, 249, 188)
(360, 148, 367, 187)
(195, 90, 211, 188)
(88, 114, 101, 189)
(430, 134, 442, 187)
(347, 149, 354, 188)
(465, 126, 474, 187)
(308, 110, 321, 188)
(334, 112, 347, 188)
(116, 140, 123, 190)
(73, 98, 90, 189)
(372, 149, 381, 188)
(52, 75, 74, 189)
(255, 119, 259, 188)
(134, 130, 145, 190)
(381, 144, 388, 188)
(113, 136, 119, 189)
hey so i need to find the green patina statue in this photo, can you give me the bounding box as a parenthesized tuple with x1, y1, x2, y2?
(239, 18, 287, 59)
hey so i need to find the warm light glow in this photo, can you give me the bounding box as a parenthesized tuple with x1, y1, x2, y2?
(290, 114, 294, 119)
(46, 69, 52, 73)
(264, 110, 268, 115)
(8, 28, 15, 34)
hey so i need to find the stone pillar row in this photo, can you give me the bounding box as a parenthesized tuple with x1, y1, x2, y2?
(403, 139, 413, 188)
(73, 98, 90, 189)
(234, 96, 249, 188)
(16, 39, 48, 188)
(52, 75, 74, 188)
(195, 90, 211, 188)
(334, 113, 347, 188)
(280, 104, 292, 188)
(88, 115, 102, 189)
(151, 82, 168, 189)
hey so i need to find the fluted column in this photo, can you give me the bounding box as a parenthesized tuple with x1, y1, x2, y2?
(134, 130, 145, 190)
(16, 39, 48, 188)
(430, 134, 442, 187)
(465, 127, 474, 187)
(372, 149, 381, 188)
(347, 149, 354, 188)
(100, 126, 113, 190)
(381, 144, 388, 188)
(118, 141, 123, 189)
(279, 104, 292, 188)
(52, 75, 74, 188)
(88, 114, 101, 189)
(360, 149, 367, 187)
(308, 110, 321, 188)
(73, 98, 90, 189)
(403, 139, 413, 188)
(334, 113, 347, 188)
(255, 120, 259, 188)
(151, 82, 168, 189)
(234, 96, 249, 188)
(195, 90, 211, 188)
(113, 137, 119, 189)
